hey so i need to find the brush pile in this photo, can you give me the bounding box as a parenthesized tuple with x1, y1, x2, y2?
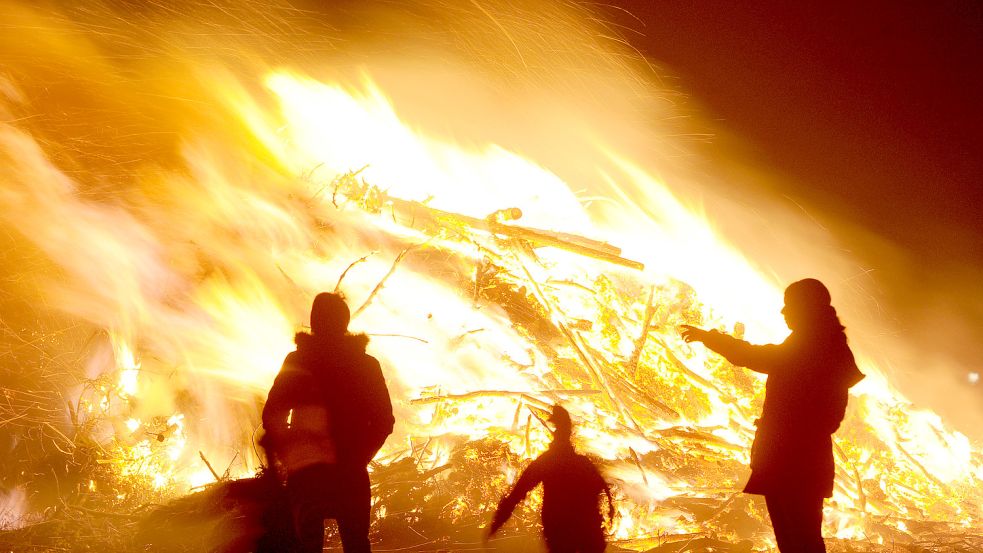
(2, 172, 981, 552)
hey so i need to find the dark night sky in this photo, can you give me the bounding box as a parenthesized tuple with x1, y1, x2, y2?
(603, 1, 983, 266)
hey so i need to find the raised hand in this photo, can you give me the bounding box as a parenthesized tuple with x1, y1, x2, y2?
(679, 324, 709, 344)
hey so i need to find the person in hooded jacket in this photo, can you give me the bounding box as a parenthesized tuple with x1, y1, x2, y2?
(681, 278, 865, 553)
(487, 404, 614, 553)
(262, 292, 395, 553)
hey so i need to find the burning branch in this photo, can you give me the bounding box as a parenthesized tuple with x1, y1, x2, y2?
(335, 252, 376, 292)
(334, 175, 643, 271)
(198, 451, 221, 483)
(387, 196, 644, 270)
(352, 244, 425, 319)
(628, 286, 658, 376)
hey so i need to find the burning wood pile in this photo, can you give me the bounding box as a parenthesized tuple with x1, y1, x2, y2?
(0, 3, 980, 545)
(2, 165, 981, 553)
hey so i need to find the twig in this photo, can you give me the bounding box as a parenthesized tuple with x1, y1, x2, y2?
(277, 264, 305, 295)
(511, 400, 524, 430)
(301, 162, 325, 185)
(414, 437, 433, 465)
(222, 451, 240, 480)
(42, 422, 76, 454)
(199, 450, 221, 482)
(834, 440, 867, 513)
(329, 164, 369, 207)
(352, 244, 425, 320)
(629, 286, 657, 376)
(607, 374, 680, 421)
(366, 333, 430, 344)
(523, 414, 532, 456)
(335, 252, 376, 292)
(0, 412, 28, 427)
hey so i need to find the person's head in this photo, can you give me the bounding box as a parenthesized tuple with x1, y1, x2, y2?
(310, 292, 350, 337)
(781, 278, 838, 332)
(549, 404, 573, 442)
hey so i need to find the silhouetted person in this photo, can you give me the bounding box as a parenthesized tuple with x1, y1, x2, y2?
(681, 278, 864, 553)
(487, 405, 614, 553)
(262, 292, 395, 553)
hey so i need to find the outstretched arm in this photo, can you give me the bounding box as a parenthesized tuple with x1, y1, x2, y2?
(487, 461, 544, 537)
(680, 325, 786, 374)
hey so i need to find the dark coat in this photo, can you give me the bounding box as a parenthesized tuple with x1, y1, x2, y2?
(263, 333, 395, 470)
(701, 327, 864, 498)
(491, 440, 611, 551)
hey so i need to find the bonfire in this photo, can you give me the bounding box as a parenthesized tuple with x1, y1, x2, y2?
(1, 2, 981, 552)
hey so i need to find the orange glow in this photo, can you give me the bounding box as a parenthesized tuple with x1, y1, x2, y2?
(0, 1, 980, 546)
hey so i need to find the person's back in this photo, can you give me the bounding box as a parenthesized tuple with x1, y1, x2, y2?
(488, 406, 613, 553)
(290, 331, 393, 468)
(262, 359, 336, 476)
(536, 442, 609, 553)
(262, 292, 394, 553)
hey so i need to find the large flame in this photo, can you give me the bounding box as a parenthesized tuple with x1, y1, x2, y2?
(0, 0, 980, 548)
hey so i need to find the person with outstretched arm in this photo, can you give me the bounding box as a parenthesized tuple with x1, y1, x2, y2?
(487, 405, 615, 553)
(680, 278, 864, 553)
